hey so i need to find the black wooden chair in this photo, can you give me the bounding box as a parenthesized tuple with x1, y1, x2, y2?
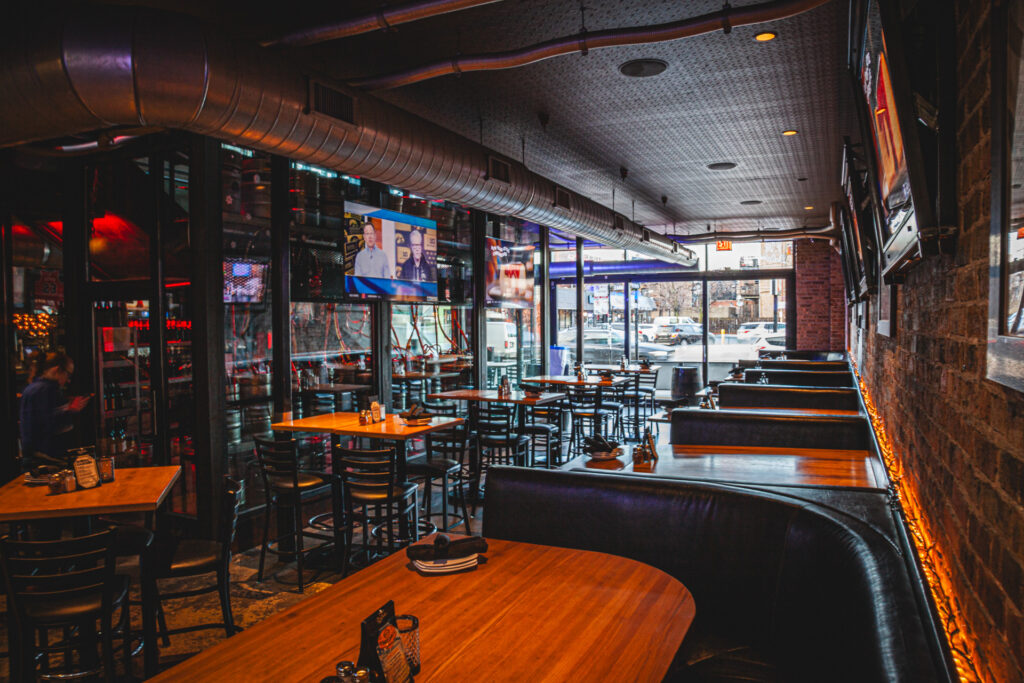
(335, 446, 419, 576)
(255, 438, 346, 593)
(151, 477, 244, 644)
(564, 386, 614, 456)
(409, 423, 474, 534)
(1, 527, 130, 682)
(476, 402, 530, 467)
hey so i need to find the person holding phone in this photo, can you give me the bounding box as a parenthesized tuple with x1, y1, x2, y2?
(19, 350, 90, 469)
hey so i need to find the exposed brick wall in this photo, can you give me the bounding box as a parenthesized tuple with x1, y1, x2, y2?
(794, 239, 846, 350)
(855, 1, 1024, 679)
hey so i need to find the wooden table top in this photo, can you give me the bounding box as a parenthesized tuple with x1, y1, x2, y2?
(150, 536, 694, 682)
(271, 412, 464, 441)
(521, 374, 632, 387)
(562, 443, 880, 489)
(0, 466, 182, 523)
(426, 389, 565, 406)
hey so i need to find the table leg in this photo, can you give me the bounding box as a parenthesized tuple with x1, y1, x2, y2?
(516, 403, 529, 467)
(395, 440, 413, 542)
(141, 545, 158, 677)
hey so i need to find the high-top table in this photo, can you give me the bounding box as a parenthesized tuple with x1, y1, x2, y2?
(522, 375, 631, 440)
(271, 412, 464, 539)
(149, 535, 695, 682)
(561, 443, 882, 489)
(0, 466, 182, 677)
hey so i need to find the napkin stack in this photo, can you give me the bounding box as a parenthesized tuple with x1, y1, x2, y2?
(407, 534, 488, 574)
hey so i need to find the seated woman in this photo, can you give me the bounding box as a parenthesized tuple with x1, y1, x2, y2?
(19, 350, 90, 470)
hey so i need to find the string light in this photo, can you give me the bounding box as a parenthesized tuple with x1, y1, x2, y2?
(13, 312, 57, 336)
(853, 361, 986, 683)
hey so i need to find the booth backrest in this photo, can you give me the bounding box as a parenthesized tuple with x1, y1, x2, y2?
(743, 368, 855, 387)
(670, 409, 871, 450)
(758, 349, 847, 361)
(717, 384, 861, 411)
(735, 359, 850, 372)
(482, 467, 939, 683)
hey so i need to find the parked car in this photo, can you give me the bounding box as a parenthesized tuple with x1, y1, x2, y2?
(655, 322, 703, 345)
(736, 321, 786, 338)
(580, 328, 673, 364)
(486, 320, 517, 359)
(637, 324, 657, 342)
(752, 334, 787, 351)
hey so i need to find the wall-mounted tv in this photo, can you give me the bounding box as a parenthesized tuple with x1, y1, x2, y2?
(484, 237, 535, 309)
(343, 201, 438, 302)
(223, 258, 269, 303)
(851, 0, 953, 281)
(841, 139, 878, 298)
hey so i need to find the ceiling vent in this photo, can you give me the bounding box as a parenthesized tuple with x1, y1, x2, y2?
(641, 228, 651, 242)
(554, 186, 572, 210)
(613, 214, 625, 230)
(487, 156, 511, 183)
(309, 81, 355, 124)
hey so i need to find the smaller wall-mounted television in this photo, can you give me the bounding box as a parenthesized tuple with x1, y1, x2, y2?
(343, 201, 438, 302)
(484, 237, 535, 309)
(223, 258, 269, 303)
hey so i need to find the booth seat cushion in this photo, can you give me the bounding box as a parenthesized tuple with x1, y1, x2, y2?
(743, 369, 854, 387)
(716, 384, 861, 411)
(669, 410, 871, 451)
(735, 359, 850, 372)
(482, 467, 939, 683)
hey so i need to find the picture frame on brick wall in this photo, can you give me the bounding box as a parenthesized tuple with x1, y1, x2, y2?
(877, 279, 896, 337)
(987, 0, 1024, 393)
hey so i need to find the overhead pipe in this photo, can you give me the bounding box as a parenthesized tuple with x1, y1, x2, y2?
(0, 6, 696, 265)
(351, 0, 831, 90)
(261, 0, 504, 47)
(671, 225, 837, 244)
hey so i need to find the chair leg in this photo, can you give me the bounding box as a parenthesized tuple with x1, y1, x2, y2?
(217, 564, 236, 637)
(155, 596, 171, 646)
(293, 501, 305, 594)
(458, 479, 473, 535)
(258, 497, 270, 583)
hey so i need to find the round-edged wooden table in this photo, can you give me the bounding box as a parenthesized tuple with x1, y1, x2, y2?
(150, 536, 695, 682)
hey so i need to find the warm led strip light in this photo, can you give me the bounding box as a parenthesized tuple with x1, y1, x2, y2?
(852, 362, 985, 683)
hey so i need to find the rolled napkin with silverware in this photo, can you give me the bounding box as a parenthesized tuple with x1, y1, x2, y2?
(406, 534, 488, 562)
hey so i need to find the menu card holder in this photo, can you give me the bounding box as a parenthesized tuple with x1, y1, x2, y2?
(359, 600, 413, 683)
(73, 455, 101, 489)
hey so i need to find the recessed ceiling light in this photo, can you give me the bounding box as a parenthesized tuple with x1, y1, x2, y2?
(619, 59, 668, 78)
(804, 205, 814, 210)
(782, 130, 798, 136)
(707, 162, 737, 171)
(740, 200, 762, 205)
(755, 31, 777, 42)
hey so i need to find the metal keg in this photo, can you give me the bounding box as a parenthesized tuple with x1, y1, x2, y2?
(670, 365, 704, 407)
(239, 374, 272, 400)
(243, 404, 273, 439)
(225, 408, 243, 446)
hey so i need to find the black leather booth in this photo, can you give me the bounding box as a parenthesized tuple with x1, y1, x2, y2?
(670, 409, 871, 451)
(758, 349, 846, 361)
(717, 384, 861, 411)
(483, 467, 945, 682)
(734, 359, 849, 372)
(743, 368, 855, 387)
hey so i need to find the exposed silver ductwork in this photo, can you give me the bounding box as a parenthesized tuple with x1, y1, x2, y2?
(0, 7, 696, 265)
(351, 0, 831, 90)
(261, 0, 505, 47)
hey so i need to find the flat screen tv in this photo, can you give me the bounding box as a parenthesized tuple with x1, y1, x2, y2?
(223, 258, 269, 303)
(484, 237, 535, 309)
(343, 201, 438, 302)
(852, 0, 951, 281)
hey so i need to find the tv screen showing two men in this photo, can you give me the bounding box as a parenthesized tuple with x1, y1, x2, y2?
(344, 201, 438, 301)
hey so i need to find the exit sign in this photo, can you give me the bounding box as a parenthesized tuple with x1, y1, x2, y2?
(716, 240, 733, 251)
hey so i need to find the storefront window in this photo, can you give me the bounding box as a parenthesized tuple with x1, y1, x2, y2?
(88, 157, 153, 281)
